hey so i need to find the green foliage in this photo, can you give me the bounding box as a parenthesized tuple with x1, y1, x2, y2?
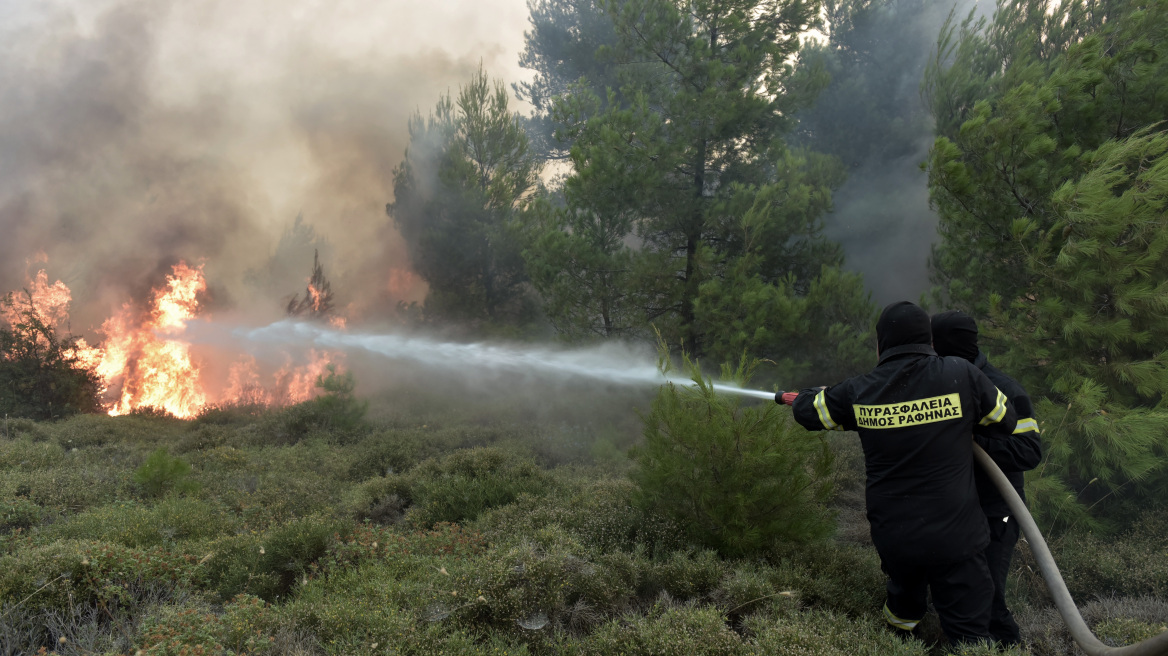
(516, 0, 624, 160)
(747, 607, 930, 656)
(203, 514, 344, 601)
(134, 595, 279, 656)
(632, 357, 835, 556)
(0, 540, 204, 613)
(475, 477, 683, 555)
(925, 0, 1168, 528)
(574, 602, 746, 656)
(522, 0, 875, 378)
(1, 497, 43, 532)
(44, 497, 239, 548)
(133, 449, 198, 498)
(403, 447, 554, 528)
(1032, 510, 1168, 602)
(388, 65, 542, 330)
(0, 294, 102, 420)
(310, 364, 368, 431)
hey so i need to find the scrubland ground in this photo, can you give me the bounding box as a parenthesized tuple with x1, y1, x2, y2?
(0, 390, 1165, 656)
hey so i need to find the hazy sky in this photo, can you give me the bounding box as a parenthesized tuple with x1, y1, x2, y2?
(0, 0, 533, 331)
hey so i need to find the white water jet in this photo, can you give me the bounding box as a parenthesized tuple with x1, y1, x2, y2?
(232, 320, 778, 399)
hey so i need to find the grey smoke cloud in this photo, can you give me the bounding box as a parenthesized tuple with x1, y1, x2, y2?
(0, 0, 531, 335)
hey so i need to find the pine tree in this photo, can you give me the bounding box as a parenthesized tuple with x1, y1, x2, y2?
(923, 0, 1168, 528)
(632, 356, 835, 555)
(286, 249, 335, 319)
(523, 0, 875, 381)
(389, 67, 542, 331)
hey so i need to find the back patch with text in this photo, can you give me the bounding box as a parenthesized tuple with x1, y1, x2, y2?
(853, 393, 963, 429)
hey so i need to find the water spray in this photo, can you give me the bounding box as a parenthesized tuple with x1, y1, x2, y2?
(231, 320, 782, 399)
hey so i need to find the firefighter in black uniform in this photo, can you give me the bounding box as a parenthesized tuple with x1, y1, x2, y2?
(785, 301, 1027, 645)
(931, 310, 1041, 647)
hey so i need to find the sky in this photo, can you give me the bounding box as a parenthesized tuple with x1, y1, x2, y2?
(0, 0, 533, 333)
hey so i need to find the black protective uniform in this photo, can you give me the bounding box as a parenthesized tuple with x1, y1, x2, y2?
(790, 302, 1023, 645)
(933, 311, 1042, 647)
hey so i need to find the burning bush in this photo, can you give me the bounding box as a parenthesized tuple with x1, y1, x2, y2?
(632, 358, 835, 556)
(0, 295, 102, 420)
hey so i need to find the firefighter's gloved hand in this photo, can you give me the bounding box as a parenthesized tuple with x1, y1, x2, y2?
(776, 392, 799, 406)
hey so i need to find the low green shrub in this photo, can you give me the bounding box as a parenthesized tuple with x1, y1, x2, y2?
(403, 447, 553, 528)
(345, 430, 428, 480)
(475, 478, 683, 555)
(747, 607, 930, 656)
(766, 541, 886, 618)
(134, 449, 198, 498)
(462, 539, 641, 633)
(572, 602, 747, 656)
(343, 474, 412, 524)
(10, 466, 125, 512)
(1018, 510, 1168, 602)
(49, 413, 183, 449)
(1, 496, 43, 531)
(314, 522, 487, 577)
(278, 563, 419, 652)
(1, 416, 48, 440)
(203, 514, 345, 601)
(0, 540, 204, 613)
(640, 549, 726, 602)
(45, 497, 239, 547)
(0, 437, 64, 469)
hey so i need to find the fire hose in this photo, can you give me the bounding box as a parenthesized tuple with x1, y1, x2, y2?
(973, 444, 1168, 655)
(774, 391, 1168, 654)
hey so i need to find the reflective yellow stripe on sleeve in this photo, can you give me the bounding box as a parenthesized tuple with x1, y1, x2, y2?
(813, 389, 842, 431)
(979, 388, 1009, 426)
(883, 603, 921, 631)
(1013, 418, 1039, 434)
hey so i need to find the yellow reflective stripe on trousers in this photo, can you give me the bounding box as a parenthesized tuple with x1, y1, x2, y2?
(883, 603, 920, 630)
(813, 389, 840, 431)
(979, 388, 1009, 426)
(1013, 417, 1039, 434)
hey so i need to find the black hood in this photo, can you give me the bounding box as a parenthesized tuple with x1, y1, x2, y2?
(876, 301, 932, 354)
(931, 310, 979, 362)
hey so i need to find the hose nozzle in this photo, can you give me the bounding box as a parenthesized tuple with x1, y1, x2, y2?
(776, 391, 798, 406)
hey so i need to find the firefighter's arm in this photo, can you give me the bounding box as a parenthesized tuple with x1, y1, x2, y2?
(789, 384, 853, 432)
(970, 366, 1018, 435)
(974, 394, 1041, 471)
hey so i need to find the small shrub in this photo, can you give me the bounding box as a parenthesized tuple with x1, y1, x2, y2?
(133, 449, 198, 498)
(136, 604, 225, 656)
(343, 475, 412, 524)
(11, 467, 125, 513)
(476, 478, 683, 555)
(0, 540, 203, 613)
(640, 549, 726, 602)
(203, 515, 344, 601)
(1, 497, 43, 531)
(633, 358, 835, 557)
(747, 607, 930, 655)
(0, 438, 64, 470)
(1012, 510, 1168, 603)
(345, 430, 427, 480)
(575, 603, 747, 656)
(46, 497, 239, 547)
(403, 447, 553, 528)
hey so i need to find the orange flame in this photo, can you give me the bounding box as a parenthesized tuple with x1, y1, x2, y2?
(103, 262, 209, 419)
(5, 260, 349, 419)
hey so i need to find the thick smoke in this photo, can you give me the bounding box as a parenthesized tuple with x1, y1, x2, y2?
(0, 0, 531, 335)
(805, 0, 982, 305)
